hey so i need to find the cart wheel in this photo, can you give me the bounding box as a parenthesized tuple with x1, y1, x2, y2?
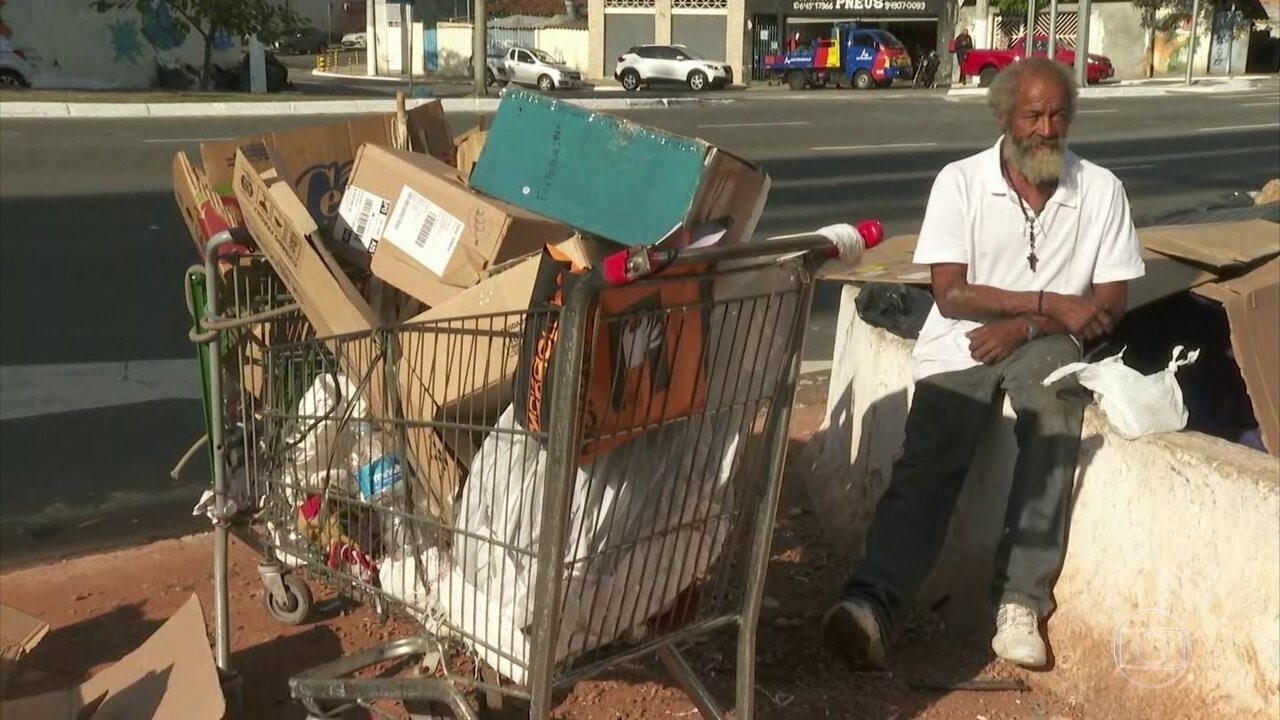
(979, 65, 998, 87)
(266, 574, 313, 626)
(853, 69, 873, 90)
(787, 70, 807, 91)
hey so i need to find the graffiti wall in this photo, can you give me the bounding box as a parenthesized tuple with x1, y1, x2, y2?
(1152, 7, 1250, 76)
(1, 0, 241, 88)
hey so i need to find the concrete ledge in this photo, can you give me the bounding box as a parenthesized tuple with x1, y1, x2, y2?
(804, 284, 1279, 719)
(0, 95, 727, 119)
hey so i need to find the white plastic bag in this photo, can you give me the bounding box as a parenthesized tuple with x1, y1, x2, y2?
(281, 372, 367, 503)
(438, 405, 742, 684)
(1042, 345, 1200, 439)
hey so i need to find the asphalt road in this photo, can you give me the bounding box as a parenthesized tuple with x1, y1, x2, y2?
(1, 83, 1277, 551)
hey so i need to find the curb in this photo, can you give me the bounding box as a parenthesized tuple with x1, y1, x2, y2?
(311, 68, 633, 93)
(0, 95, 726, 118)
(311, 68, 424, 83)
(946, 78, 1272, 99)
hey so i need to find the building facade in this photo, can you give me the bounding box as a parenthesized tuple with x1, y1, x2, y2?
(586, 0, 747, 81)
(745, 0, 949, 79)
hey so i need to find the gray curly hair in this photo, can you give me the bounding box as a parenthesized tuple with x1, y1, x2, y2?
(987, 57, 1078, 125)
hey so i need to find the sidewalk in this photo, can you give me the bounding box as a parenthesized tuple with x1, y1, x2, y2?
(0, 92, 724, 118)
(947, 73, 1279, 99)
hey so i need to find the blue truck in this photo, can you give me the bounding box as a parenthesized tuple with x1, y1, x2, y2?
(762, 25, 914, 91)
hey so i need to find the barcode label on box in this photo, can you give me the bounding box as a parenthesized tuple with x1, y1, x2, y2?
(385, 186, 465, 277)
(335, 186, 390, 252)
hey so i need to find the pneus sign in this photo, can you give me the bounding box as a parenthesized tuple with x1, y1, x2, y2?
(786, 0, 934, 16)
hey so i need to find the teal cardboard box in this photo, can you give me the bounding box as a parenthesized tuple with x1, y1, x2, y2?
(468, 89, 770, 248)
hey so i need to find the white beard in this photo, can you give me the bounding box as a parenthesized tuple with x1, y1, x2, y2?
(1007, 136, 1065, 185)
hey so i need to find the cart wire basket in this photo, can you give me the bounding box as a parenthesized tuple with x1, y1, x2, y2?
(190, 231, 841, 719)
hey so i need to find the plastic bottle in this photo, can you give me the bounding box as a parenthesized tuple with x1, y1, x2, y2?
(349, 422, 409, 554)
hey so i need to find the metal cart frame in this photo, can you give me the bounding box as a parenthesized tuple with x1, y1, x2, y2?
(190, 229, 840, 719)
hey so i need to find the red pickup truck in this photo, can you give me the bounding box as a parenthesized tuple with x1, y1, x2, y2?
(960, 35, 1115, 87)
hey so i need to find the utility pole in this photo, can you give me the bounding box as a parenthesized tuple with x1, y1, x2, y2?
(367, 0, 377, 76)
(402, 1, 413, 95)
(1025, 0, 1036, 56)
(1047, 0, 1058, 58)
(473, 0, 487, 96)
(1186, 0, 1201, 85)
(1076, 0, 1091, 88)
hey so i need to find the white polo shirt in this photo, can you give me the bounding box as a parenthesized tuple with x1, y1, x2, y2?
(911, 138, 1146, 381)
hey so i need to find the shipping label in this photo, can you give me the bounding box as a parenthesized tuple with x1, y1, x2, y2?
(384, 186, 465, 276)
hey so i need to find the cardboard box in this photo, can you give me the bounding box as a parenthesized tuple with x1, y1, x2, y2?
(395, 236, 599, 464)
(201, 101, 455, 251)
(1192, 259, 1280, 456)
(357, 144, 574, 308)
(469, 89, 770, 249)
(171, 152, 249, 260)
(821, 223, 1265, 312)
(1140, 219, 1280, 271)
(0, 595, 224, 720)
(454, 128, 488, 183)
(0, 603, 49, 697)
(233, 150, 463, 522)
(233, 150, 380, 338)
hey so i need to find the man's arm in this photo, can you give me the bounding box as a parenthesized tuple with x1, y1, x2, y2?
(931, 263, 1119, 340)
(961, 279, 1129, 364)
(1028, 280, 1128, 336)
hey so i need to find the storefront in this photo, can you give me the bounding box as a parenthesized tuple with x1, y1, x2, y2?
(747, 0, 945, 79)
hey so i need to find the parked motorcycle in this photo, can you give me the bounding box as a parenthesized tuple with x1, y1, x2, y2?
(913, 50, 940, 89)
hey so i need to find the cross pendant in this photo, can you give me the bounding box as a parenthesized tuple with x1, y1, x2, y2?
(1027, 251, 1038, 272)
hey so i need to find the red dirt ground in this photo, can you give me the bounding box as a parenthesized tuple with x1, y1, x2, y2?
(0, 384, 1090, 719)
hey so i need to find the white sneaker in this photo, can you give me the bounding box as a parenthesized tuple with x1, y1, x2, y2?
(991, 602, 1047, 668)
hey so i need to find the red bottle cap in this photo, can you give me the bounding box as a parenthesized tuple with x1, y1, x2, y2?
(856, 220, 884, 250)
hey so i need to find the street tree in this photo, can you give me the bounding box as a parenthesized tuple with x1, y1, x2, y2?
(136, 0, 303, 89)
(1132, 0, 1216, 76)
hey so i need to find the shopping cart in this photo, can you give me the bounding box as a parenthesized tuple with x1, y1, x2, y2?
(188, 228, 861, 719)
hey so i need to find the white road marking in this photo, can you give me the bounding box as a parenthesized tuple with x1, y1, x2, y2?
(699, 120, 810, 128)
(1241, 101, 1279, 107)
(142, 137, 234, 143)
(1077, 108, 1119, 114)
(811, 141, 939, 152)
(0, 359, 201, 421)
(1196, 122, 1280, 132)
(1229, 92, 1280, 98)
(1109, 163, 1156, 171)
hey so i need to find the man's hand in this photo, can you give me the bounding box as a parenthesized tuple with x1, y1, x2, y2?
(966, 318, 1031, 365)
(1045, 293, 1114, 340)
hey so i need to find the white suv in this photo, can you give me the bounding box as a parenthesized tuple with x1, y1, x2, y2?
(614, 45, 732, 92)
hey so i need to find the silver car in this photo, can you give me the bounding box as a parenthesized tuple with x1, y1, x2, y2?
(493, 47, 582, 92)
(614, 44, 733, 92)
